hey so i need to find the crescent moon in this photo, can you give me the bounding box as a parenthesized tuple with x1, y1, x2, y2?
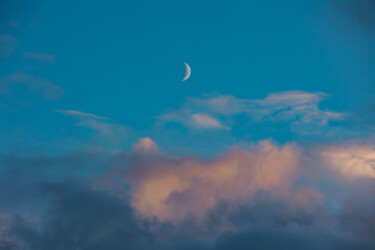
(182, 62, 191, 81)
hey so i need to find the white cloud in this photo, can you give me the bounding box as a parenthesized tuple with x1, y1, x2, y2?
(321, 145, 375, 179)
(132, 137, 159, 154)
(158, 91, 344, 134)
(54, 110, 110, 120)
(190, 113, 229, 130)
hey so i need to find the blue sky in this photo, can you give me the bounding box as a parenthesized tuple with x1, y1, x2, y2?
(2, 0, 374, 155)
(1, 1, 375, 249)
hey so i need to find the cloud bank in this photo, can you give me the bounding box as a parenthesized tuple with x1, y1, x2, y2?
(1, 138, 375, 249)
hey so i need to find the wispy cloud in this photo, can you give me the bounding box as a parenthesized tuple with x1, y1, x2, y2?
(190, 113, 230, 130)
(158, 91, 344, 134)
(54, 110, 110, 120)
(24, 52, 55, 63)
(56, 109, 129, 141)
(159, 111, 229, 130)
(0, 35, 17, 57)
(77, 119, 129, 138)
(0, 73, 64, 99)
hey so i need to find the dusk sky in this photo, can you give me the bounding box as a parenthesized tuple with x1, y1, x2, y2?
(1, 1, 375, 249)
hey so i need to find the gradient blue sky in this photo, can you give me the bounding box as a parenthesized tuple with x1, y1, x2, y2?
(1, 1, 375, 249)
(1, 0, 374, 155)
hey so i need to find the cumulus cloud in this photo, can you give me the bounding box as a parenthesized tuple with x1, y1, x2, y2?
(0, 73, 64, 100)
(132, 137, 159, 154)
(102, 138, 322, 223)
(158, 91, 343, 134)
(24, 52, 56, 63)
(321, 145, 375, 179)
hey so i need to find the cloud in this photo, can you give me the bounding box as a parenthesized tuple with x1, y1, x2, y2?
(321, 145, 375, 179)
(0, 73, 64, 100)
(54, 109, 110, 120)
(56, 110, 130, 142)
(102, 138, 322, 223)
(160, 111, 229, 130)
(0, 35, 17, 57)
(158, 91, 343, 134)
(24, 52, 55, 63)
(2, 139, 375, 249)
(215, 223, 374, 250)
(0, 180, 153, 250)
(190, 113, 230, 130)
(132, 137, 159, 154)
(77, 119, 129, 139)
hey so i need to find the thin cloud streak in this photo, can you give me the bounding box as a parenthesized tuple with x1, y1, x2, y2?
(55, 110, 130, 143)
(24, 52, 55, 63)
(54, 109, 110, 120)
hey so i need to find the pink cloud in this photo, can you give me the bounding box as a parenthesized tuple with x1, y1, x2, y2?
(321, 145, 375, 179)
(101, 138, 323, 223)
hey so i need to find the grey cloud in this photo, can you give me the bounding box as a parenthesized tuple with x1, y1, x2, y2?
(215, 223, 374, 250)
(2, 180, 153, 250)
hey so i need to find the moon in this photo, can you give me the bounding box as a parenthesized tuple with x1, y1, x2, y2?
(182, 62, 191, 81)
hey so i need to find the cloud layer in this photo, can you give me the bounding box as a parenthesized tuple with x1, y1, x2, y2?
(1, 138, 375, 249)
(158, 91, 343, 134)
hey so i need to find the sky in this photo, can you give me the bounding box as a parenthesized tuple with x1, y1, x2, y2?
(1, 0, 375, 249)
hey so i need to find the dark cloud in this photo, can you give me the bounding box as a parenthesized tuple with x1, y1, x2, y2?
(338, 180, 375, 238)
(215, 224, 374, 250)
(5, 180, 153, 250)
